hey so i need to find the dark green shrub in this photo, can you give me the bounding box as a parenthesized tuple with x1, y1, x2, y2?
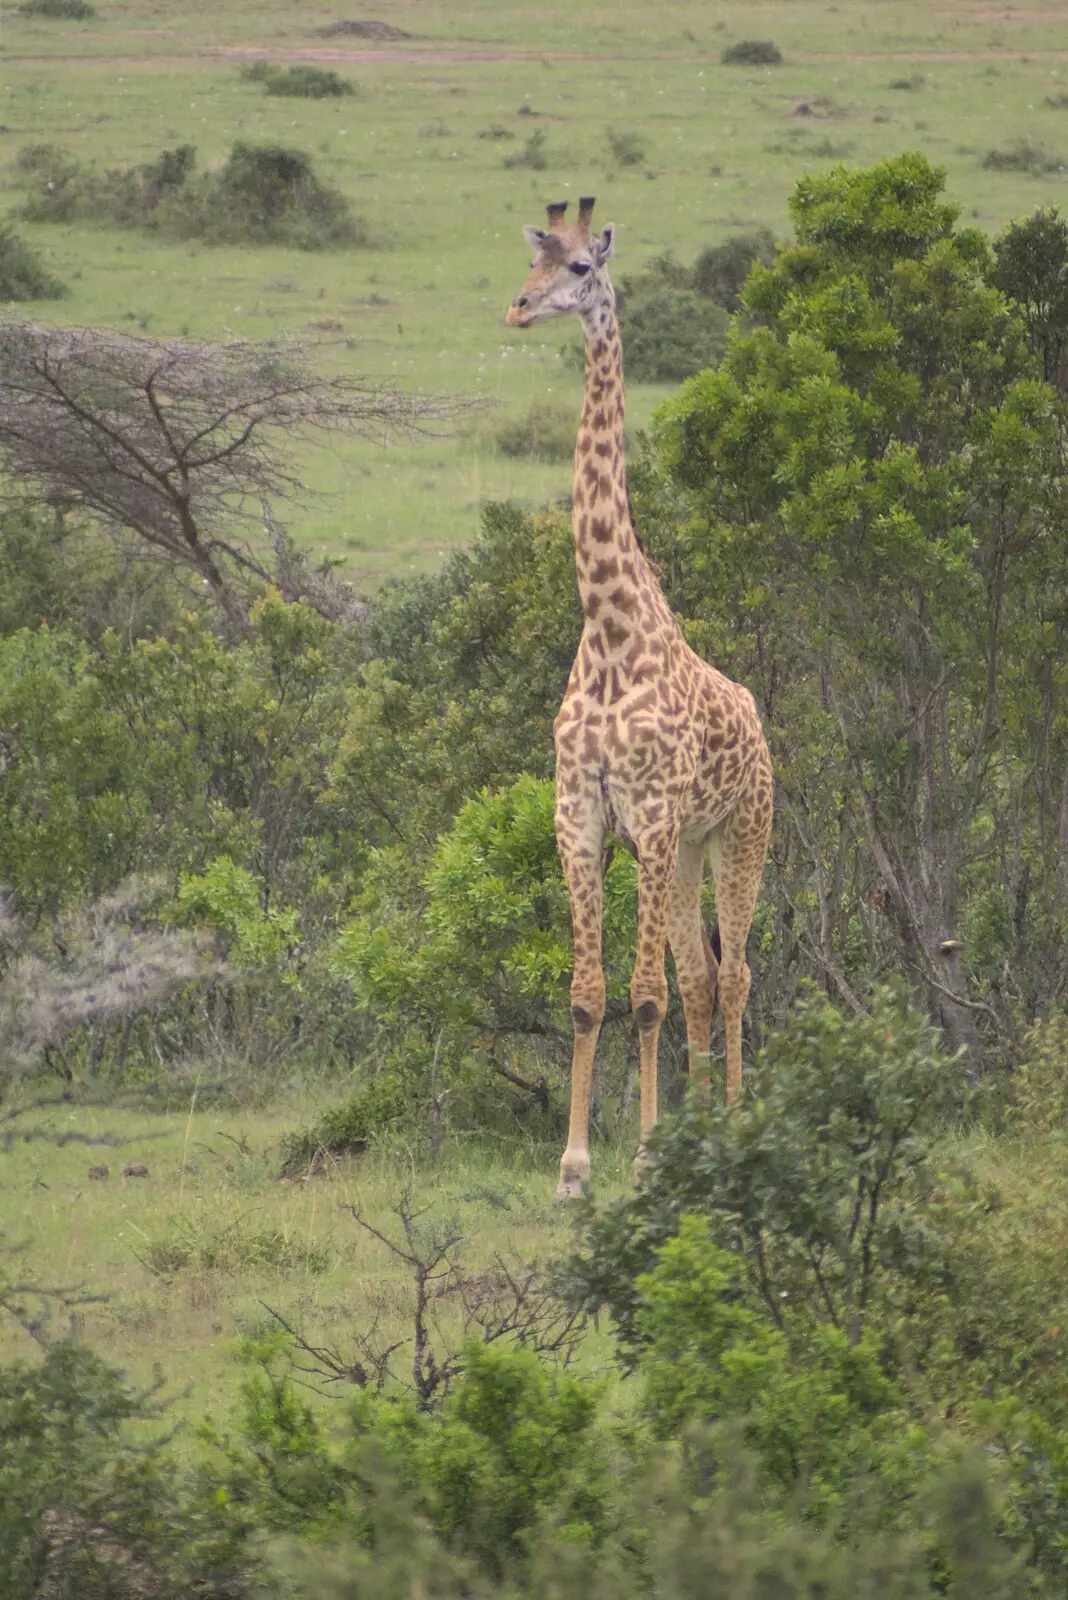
(16, 139, 366, 249)
(279, 1075, 405, 1174)
(983, 140, 1064, 174)
(0, 1341, 248, 1598)
(493, 400, 575, 462)
(889, 72, 926, 90)
(241, 61, 357, 98)
(567, 985, 965, 1359)
(19, 0, 96, 16)
(606, 127, 645, 167)
(477, 124, 515, 140)
(721, 38, 783, 65)
(0, 224, 67, 300)
(618, 280, 729, 381)
(689, 227, 776, 309)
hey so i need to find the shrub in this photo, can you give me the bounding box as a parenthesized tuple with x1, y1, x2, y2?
(721, 38, 783, 65)
(889, 72, 925, 90)
(17, 139, 366, 249)
(493, 400, 575, 462)
(278, 1075, 406, 1174)
(689, 227, 775, 309)
(241, 61, 357, 98)
(503, 129, 548, 171)
(19, 0, 96, 16)
(606, 127, 645, 168)
(0, 224, 67, 300)
(617, 279, 729, 381)
(566, 985, 965, 1359)
(1046, 91, 1068, 109)
(477, 124, 515, 141)
(983, 140, 1065, 174)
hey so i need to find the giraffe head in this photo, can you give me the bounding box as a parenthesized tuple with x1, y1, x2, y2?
(505, 197, 615, 328)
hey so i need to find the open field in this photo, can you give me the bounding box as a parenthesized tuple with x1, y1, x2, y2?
(1, 0, 1067, 584)
(0, 1093, 632, 1430)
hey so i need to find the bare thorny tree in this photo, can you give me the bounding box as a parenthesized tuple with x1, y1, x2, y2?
(0, 321, 473, 626)
(262, 1188, 586, 1410)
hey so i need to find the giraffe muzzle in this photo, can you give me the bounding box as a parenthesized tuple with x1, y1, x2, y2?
(505, 296, 534, 327)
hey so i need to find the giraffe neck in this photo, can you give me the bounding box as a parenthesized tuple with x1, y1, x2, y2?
(571, 301, 650, 645)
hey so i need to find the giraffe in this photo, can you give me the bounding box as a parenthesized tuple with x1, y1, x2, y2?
(505, 197, 774, 1201)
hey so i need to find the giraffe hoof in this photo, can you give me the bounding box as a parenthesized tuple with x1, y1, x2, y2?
(632, 1145, 655, 1184)
(554, 1157, 589, 1204)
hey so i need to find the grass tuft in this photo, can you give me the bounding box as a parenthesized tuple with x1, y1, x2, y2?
(607, 128, 646, 168)
(503, 129, 549, 170)
(137, 1212, 331, 1277)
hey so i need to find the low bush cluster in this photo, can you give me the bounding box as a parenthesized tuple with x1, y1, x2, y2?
(16, 139, 366, 249)
(240, 60, 358, 98)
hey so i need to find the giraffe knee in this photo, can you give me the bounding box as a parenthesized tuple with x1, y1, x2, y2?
(633, 998, 662, 1032)
(571, 1003, 602, 1035)
(718, 964, 751, 1013)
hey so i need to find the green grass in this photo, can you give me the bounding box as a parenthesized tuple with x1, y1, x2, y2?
(0, 0, 1065, 586)
(0, 1094, 629, 1432)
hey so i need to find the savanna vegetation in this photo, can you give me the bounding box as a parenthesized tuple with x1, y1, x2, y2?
(3, 0, 1068, 1591)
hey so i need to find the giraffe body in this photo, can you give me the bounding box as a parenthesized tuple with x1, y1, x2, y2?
(506, 198, 773, 1199)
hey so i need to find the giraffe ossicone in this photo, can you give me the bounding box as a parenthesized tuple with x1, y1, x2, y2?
(506, 198, 774, 1202)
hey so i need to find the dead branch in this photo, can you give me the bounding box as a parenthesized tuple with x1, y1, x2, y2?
(0, 322, 476, 623)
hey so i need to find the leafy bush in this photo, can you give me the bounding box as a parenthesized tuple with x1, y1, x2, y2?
(19, 0, 96, 15)
(567, 985, 965, 1358)
(983, 140, 1065, 174)
(0, 1341, 247, 1599)
(618, 279, 729, 381)
(278, 1075, 406, 1174)
(0, 224, 67, 300)
(721, 38, 783, 65)
(17, 139, 366, 249)
(689, 226, 776, 309)
(493, 400, 575, 463)
(606, 127, 645, 167)
(241, 61, 358, 98)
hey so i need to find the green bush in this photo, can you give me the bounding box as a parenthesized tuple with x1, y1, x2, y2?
(17, 139, 366, 249)
(567, 985, 965, 1359)
(606, 127, 645, 168)
(617, 279, 729, 381)
(0, 224, 67, 300)
(689, 226, 776, 309)
(493, 400, 575, 463)
(241, 61, 358, 98)
(983, 140, 1065, 174)
(278, 1075, 406, 1174)
(19, 0, 96, 16)
(721, 38, 783, 65)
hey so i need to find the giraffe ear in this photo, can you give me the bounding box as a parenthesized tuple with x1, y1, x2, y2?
(522, 225, 548, 252)
(591, 223, 615, 266)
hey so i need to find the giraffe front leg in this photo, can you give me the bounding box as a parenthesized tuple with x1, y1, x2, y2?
(555, 802, 606, 1203)
(630, 822, 680, 1157)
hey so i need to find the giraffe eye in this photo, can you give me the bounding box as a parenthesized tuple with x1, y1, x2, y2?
(569, 260, 592, 277)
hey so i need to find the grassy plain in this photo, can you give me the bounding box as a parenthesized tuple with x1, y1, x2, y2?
(0, 1091, 631, 1427)
(1, 0, 1066, 583)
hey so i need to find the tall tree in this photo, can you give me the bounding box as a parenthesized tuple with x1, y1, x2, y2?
(655, 156, 1068, 1060)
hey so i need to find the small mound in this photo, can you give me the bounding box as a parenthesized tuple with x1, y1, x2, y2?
(312, 19, 414, 40)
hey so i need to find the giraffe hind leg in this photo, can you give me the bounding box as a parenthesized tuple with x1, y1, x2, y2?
(709, 790, 771, 1103)
(666, 837, 717, 1092)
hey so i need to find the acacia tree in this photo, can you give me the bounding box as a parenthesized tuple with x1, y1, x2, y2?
(655, 157, 1068, 1061)
(0, 323, 464, 625)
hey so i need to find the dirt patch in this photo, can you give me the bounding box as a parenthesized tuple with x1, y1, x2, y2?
(311, 19, 415, 41)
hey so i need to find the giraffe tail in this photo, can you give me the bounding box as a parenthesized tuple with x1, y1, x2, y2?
(704, 919, 722, 1017)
